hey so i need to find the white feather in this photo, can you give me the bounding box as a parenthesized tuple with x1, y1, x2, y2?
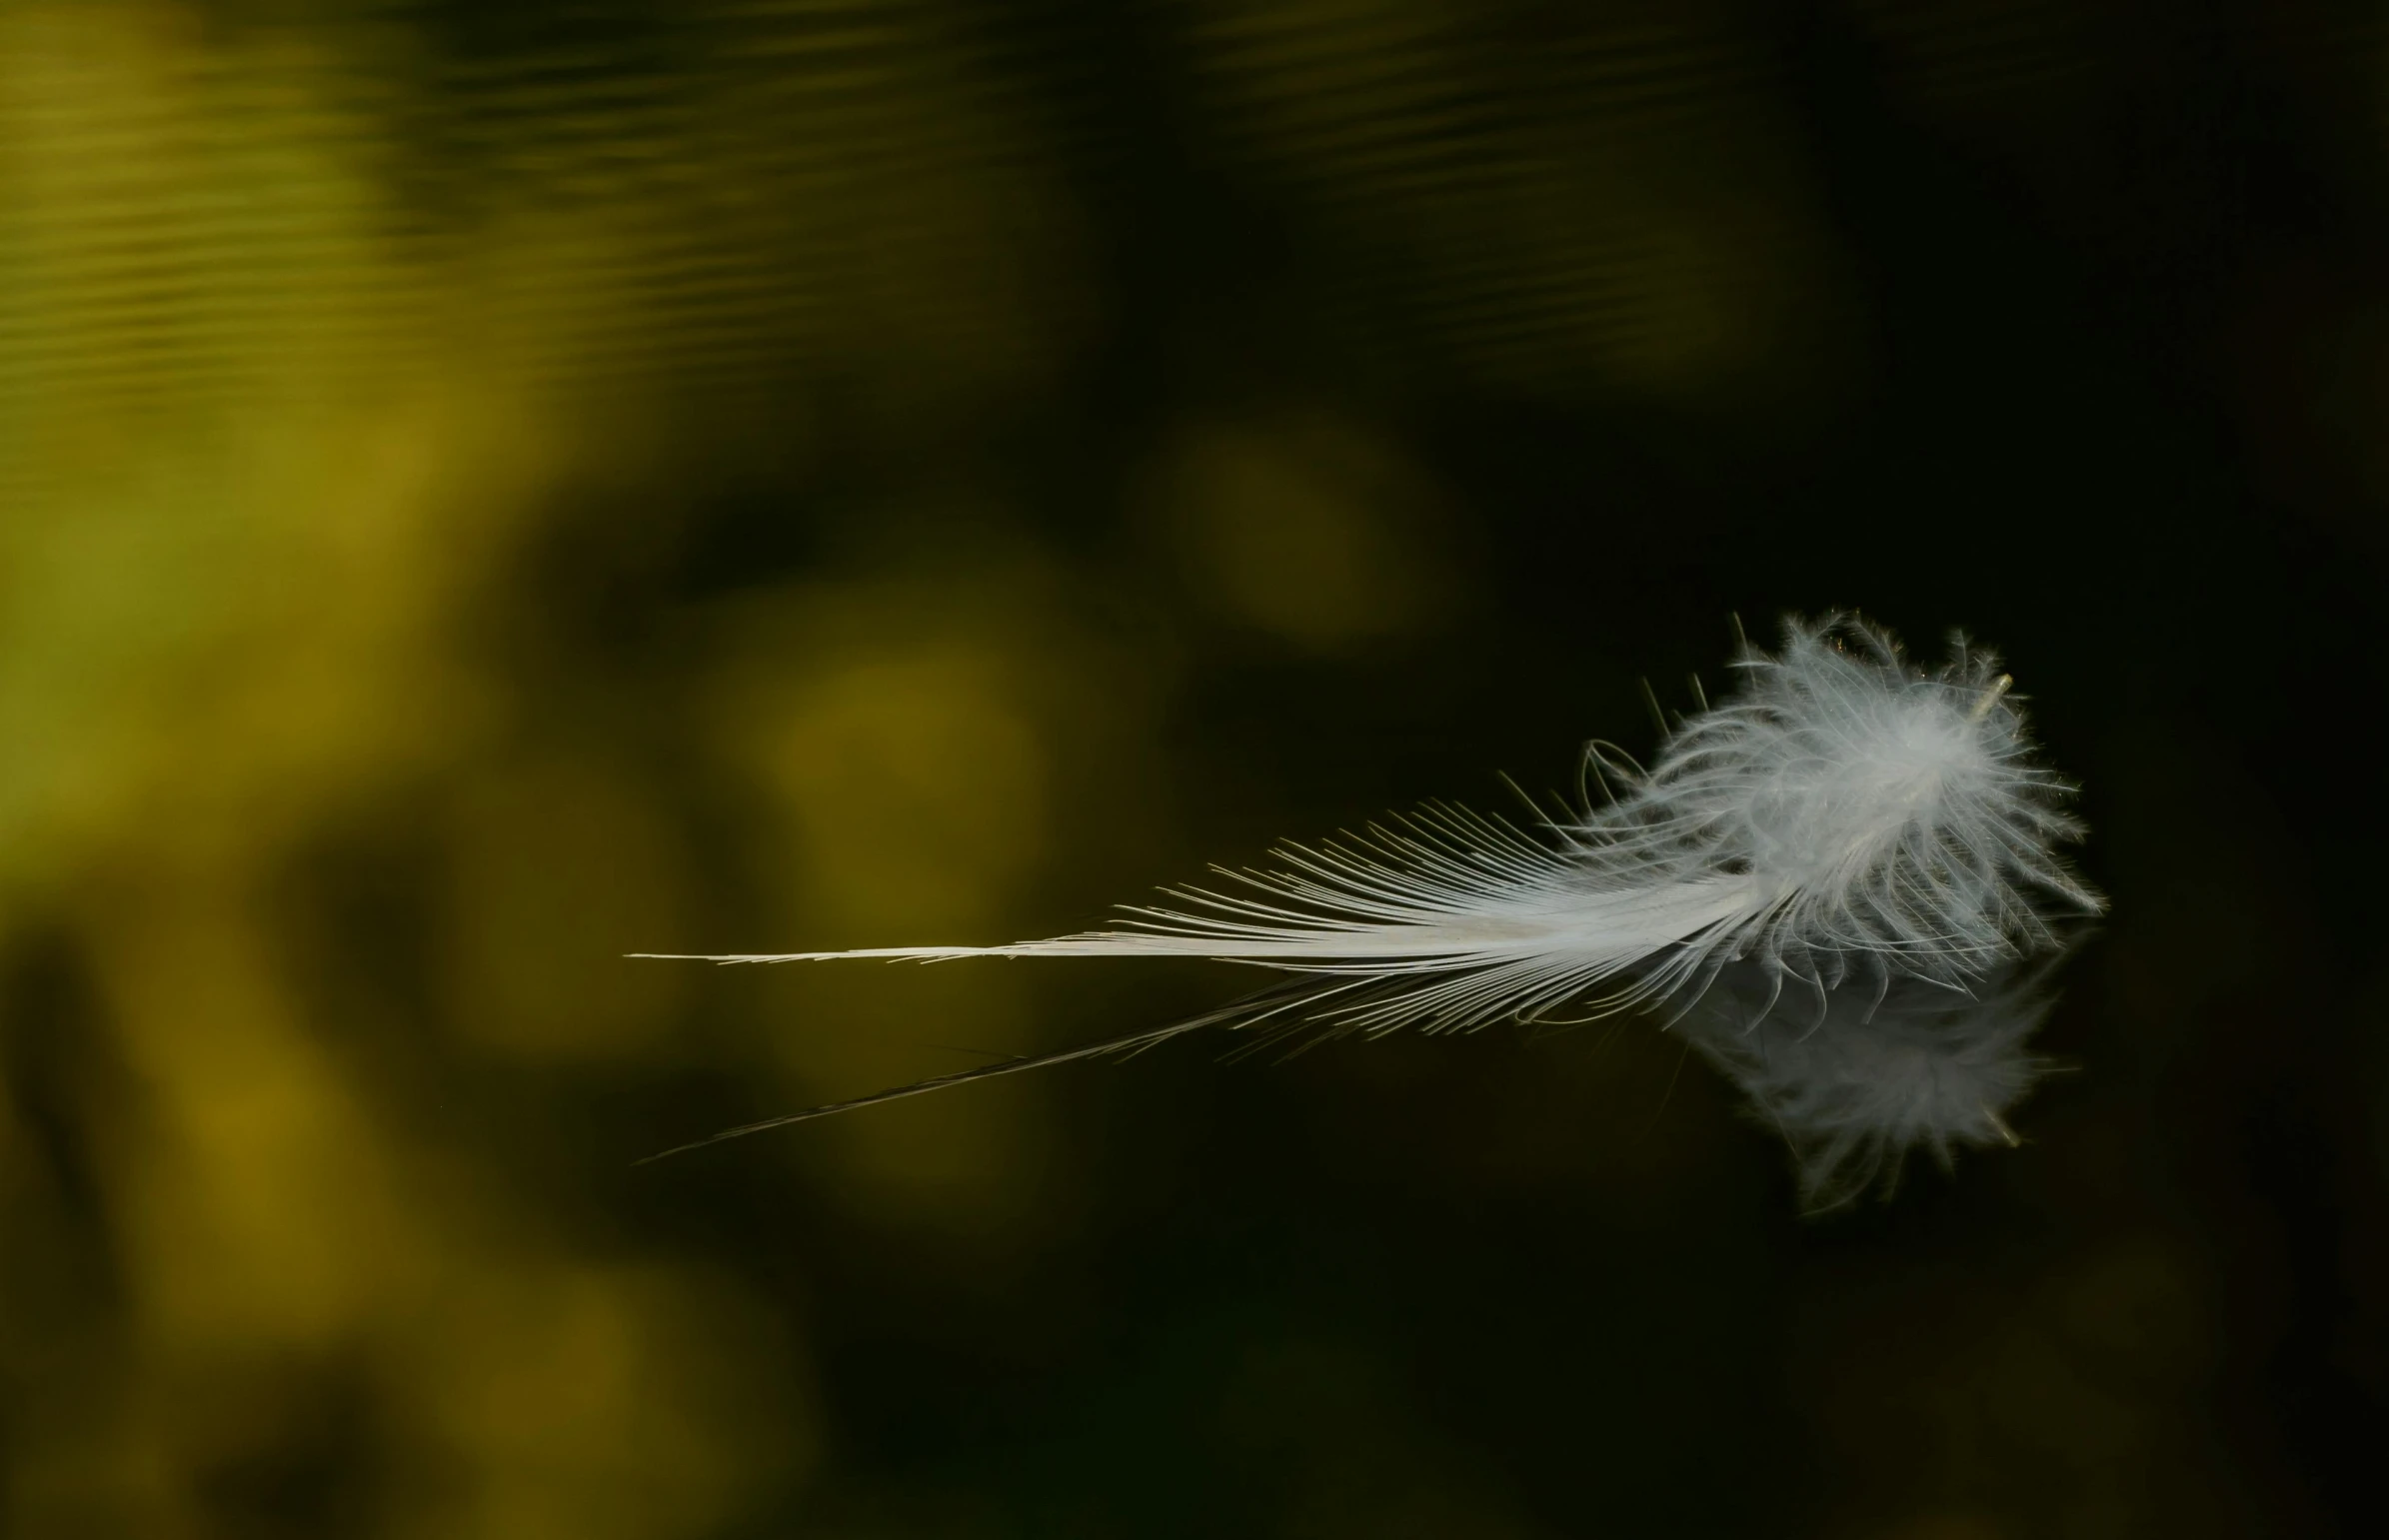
(639, 615, 2103, 1171)
(659, 617, 2096, 1016)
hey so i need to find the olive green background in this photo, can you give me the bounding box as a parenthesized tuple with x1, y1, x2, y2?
(2, 2, 2384, 1535)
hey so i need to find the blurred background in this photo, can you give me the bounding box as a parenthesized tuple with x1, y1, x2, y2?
(2, 1, 2384, 1535)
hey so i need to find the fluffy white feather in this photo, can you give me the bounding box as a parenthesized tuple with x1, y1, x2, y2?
(642, 615, 2102, 1178)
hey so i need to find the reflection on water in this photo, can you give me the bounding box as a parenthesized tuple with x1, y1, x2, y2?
(1675, 950, 2077, 1210)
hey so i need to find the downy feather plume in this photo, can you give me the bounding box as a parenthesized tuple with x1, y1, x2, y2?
(644, 615, 2102, 1196)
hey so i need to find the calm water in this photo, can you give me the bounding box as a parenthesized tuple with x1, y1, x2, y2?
(2, 3, 2381, 1535)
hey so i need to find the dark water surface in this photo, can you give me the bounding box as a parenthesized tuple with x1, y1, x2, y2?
(2, 2, 2383, 1535)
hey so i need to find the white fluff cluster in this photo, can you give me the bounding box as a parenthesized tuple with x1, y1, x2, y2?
(1594, 616, 2095, 996)
(646, 616, 2102, 1199)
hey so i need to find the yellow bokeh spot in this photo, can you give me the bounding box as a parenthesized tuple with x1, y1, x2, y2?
(442, 753, 696, 1059)
(1155, 409, 1453, 650)
(755, 653, 1053, 938)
